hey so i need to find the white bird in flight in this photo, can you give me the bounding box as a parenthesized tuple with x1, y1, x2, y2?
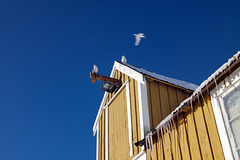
(134, 33, 146, 46)
(92, 65, 98, 73)
(121, 56, 127, 64)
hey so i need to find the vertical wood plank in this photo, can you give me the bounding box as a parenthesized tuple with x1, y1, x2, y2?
(108, 89, 130, 159)
(171, 120, 182, 160)
(202, 93, 224, 159)
(108, 97, 114, 160)
(163, 126, 173, 160)
(159, 83, 171, 120)
(146, 80, 154, 130)
(99, 117, 102, 160)
(176, 89, 187, 104)
(156, 130, 164, 160)
(194, 100, 214, 160)
(129, 77, 139, 156)
(152, 136, 159, 160)
(146, 147, 152, 160)
(168, 86, 178, 112)
(134, 78, 141, 151)
(185, 110, 202, 160)
(149, 81, 162, 129)
(177, 113, 191, 160)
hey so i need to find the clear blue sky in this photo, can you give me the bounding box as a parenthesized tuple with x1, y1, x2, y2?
(0, 0, 239, 159)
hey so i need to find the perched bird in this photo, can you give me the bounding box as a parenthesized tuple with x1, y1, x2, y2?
(133, 33, 146, 46)
(92, 65, 98, 73)
(121, 56, 127, 64)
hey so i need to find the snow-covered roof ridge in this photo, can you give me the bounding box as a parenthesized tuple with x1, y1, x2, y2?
(118, 61, 199, 91)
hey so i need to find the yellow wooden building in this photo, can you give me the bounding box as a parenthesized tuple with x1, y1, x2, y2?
(93, 51, 240, 160)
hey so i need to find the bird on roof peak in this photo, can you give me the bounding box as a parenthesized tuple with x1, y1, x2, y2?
(92, 65, 98, 73)
(133, 33, 146, 46)
(121, 56, 127, 64)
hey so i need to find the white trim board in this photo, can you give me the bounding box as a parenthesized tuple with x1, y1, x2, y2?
(138, 78, 151, 151)
(126, 82, 133, 157)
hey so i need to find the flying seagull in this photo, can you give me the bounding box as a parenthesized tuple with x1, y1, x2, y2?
(92, 65, 98, 73)
(134, 33, 146, 46)
(121, 56, 127, 64)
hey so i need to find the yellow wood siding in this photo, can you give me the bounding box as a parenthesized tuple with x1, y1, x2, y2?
(97, 70, 141, 159)
(146, 92, 224, 160)
(98, 109, 105, 160)
(108, 88, 129, 159)
(147, 79, 191, 130)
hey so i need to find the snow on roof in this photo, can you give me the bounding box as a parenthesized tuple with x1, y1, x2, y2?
(161, 51, 240, 129)
(119, 62, 199, 91)
(136, 51, 240, 146)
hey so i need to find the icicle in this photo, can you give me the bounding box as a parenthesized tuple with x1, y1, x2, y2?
(150, 132, 154, 160)
(145, 132, 154, 160)
(163, 125, 169, 153)
(146, 133, 149, 150)
(227, 62, 232, 74)
(196, 92, 200, 102)
(169, 119, 177, 160)
(171, 118, 180, 160)
(206, 84, 210, 95)
(146, 132, 154, 160)
(160, 127, 165, 157)
(190, 96, 194, 113)
(160, 126, 166, 158)
(213, 76, 219, 90)
(200, 89, 211, 116)
(166, 121, 173, 157)
(157, 128, 160, 142)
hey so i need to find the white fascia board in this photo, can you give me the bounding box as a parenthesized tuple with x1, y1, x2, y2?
(114, 61, 144, 84)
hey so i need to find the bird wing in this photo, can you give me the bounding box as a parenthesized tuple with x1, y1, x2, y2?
(135, 36, 141, 46)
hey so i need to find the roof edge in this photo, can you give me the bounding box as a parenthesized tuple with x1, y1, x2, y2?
(135, 51, 240, 147)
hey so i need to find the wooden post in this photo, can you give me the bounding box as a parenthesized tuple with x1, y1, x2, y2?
(90, 73, 119, 84)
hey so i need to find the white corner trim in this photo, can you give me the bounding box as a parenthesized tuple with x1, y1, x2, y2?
(126, 82, 133, 157)
(132, 151, 146, 160)
(105, 107, 109, 160)
(210, 66, 240, 160)
(138, 78, 150, 151)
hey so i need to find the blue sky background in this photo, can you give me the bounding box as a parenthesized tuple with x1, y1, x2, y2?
(0, 0, 240, 159)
